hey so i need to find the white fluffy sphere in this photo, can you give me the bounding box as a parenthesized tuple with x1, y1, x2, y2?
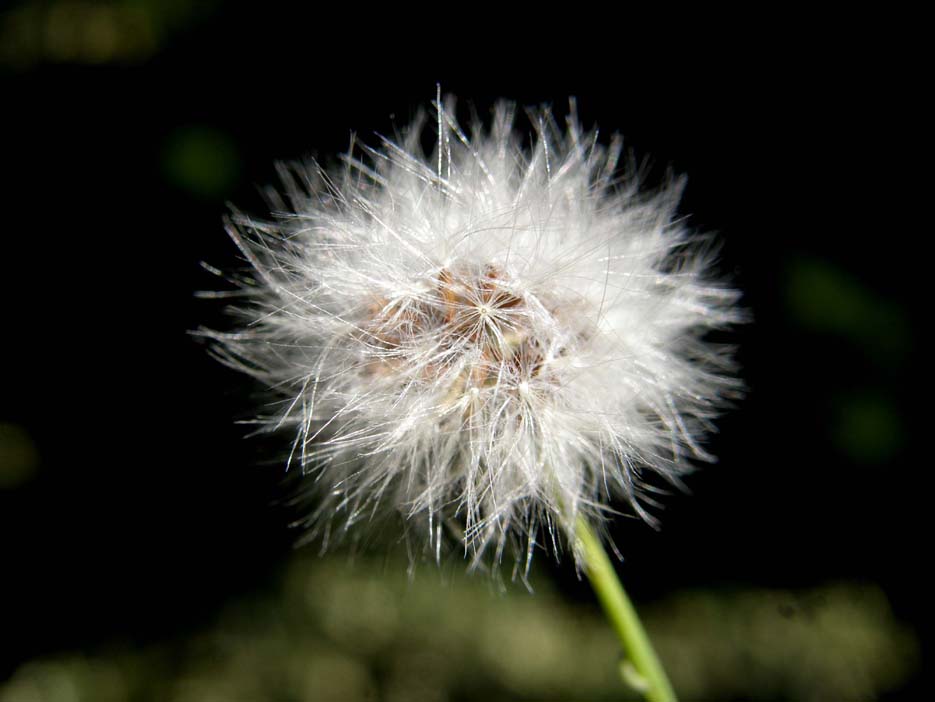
(204, 97, 742, 572)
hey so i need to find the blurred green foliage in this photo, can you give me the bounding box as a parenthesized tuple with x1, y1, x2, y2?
(0, 422, 39, 490)
(785, 257, 910, 363)
(832, 393, 905, 465)
(0, 0, 218, 68)
(785, 256, 910, 465)
(161, 126, 242, 200)
(0, 555, 917, 701)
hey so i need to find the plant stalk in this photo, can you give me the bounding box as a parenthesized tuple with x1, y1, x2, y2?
(575, 516, 678, 702)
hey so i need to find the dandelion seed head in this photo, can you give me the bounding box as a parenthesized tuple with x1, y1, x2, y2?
(202, 96, 743, 572)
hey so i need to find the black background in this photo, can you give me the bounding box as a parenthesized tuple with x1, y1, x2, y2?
(1, 5, 925, 698)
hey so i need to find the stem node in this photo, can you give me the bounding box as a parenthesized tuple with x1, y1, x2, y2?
(575, 516, 678, 702)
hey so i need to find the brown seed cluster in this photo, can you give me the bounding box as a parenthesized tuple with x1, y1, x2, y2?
(364, 265, 549, 389)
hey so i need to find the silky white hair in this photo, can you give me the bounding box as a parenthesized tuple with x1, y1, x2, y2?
(201, 95, 742, 574)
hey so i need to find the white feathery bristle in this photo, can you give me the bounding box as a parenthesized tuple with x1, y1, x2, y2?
(202, 96, 743, 573)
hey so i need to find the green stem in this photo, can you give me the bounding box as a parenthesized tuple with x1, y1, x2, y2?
(575, 516, 678, 702)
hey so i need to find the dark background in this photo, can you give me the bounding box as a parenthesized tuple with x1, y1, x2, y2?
(1, 3, 925, 699)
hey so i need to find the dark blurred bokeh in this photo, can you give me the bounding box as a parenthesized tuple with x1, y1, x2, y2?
(1, 3, 925, 700)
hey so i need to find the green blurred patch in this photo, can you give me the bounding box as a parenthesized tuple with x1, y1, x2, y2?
(832, 393, 905, 464)
(161, 126, 242, 200)
(0, 554, 918, 702)
(0, 0, 219, 68)
(785, 257, 911, 363)
(0, 422, 39, 489)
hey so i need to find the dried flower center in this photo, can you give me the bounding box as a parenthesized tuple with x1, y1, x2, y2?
(365, 265, 554, 391)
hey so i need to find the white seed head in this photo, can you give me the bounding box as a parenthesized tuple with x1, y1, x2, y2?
(203, 97, 743, 572)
